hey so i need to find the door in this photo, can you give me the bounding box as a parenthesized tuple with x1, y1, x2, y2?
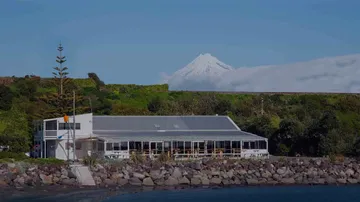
(193, 141, 205, 154)
(46, 140, 56, 158)
(150, 141, 163, 155)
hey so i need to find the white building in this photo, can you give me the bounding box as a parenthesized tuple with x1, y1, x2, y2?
(33, 113, 269, 160)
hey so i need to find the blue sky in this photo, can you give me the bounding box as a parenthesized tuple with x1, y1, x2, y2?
(1, 0, 360, 84)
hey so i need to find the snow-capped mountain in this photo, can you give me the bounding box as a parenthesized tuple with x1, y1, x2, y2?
(164, 53, 360, 93)
(164, 53, 233, 91)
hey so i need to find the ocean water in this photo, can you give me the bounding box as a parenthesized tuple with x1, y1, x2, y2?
(5, 185, 360, 202)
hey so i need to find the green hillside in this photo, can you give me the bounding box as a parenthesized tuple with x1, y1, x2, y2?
(1, 74, 360, 157)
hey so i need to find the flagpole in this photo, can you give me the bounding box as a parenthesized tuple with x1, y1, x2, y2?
(73, 90, 76, 162)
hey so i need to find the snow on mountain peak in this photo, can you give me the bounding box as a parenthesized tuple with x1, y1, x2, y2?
(163, 53, 233, 91)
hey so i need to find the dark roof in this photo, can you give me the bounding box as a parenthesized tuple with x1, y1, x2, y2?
(94, 130, 267, 142)
(92, 115, 239, 131)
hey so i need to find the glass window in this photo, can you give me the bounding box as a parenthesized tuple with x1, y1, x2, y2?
(259, 140, 267, 149)
(129, 142, 135, 150)
(45, 120, 57, 130)
(143, 142, 149, 150)
(106, 143, 113, 151)
(120, 142, 128, 150)
(98, 142, 104, 151)
(243, 142, 250, 149)
(113, 143, 120, 151)
(250, 142, 255, 149)
(58, 123, 81, 130)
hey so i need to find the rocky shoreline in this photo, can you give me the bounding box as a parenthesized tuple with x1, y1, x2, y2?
(2, 157, 360, 190)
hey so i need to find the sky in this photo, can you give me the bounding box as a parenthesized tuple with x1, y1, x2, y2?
(1, 0, 360, 85)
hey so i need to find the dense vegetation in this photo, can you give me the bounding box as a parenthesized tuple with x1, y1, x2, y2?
(0, 45, 360, 158)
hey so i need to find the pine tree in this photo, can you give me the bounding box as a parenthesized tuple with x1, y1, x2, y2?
(52, 43, 69, 95)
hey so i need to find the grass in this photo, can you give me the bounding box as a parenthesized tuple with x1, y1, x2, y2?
(0, 152, 65, 165)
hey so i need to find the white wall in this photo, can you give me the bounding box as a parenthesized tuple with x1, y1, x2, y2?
(37, 113, 94, 160)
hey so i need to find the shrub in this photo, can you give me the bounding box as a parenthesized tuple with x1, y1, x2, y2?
(83, 155, 99, 167)
(0, 152, 28, 160)
(157, 152, 171, 163)
(130, 151, 144, 164)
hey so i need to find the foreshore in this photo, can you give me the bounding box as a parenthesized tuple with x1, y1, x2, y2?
(1, 157, 360, 191)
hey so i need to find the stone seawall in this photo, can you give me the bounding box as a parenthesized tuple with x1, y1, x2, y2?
(1, 158, 360, 189)
(91, 158, 360, 187)
(0, 163, 78, 188)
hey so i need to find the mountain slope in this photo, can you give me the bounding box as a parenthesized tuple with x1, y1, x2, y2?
(165, 53, 360, 93)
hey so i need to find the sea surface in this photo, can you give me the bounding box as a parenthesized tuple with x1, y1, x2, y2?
(4, 185, 360, 202)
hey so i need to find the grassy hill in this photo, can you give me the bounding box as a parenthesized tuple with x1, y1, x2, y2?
(1, 74, 360, 157)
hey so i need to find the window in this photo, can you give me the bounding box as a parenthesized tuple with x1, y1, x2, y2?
(250, 142, 255, 149)
(58, 123, 81, 130)
(129, 142, 135, 150)
(243, 142, 250, 149)
(75, 142, 82, 150)
(106, 143, 113, 151)
(143, 142, 149, 150)
(113, 143, 120, 151)
(98, 142, 104, 151)
(45, 120, 57, 130)
(258, 140, 267, 149)
(120, 142, 128, 151)
(185, 141, 191, 152)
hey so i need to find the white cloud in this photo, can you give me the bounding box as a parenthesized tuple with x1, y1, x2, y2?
(164, 53, 360, 93)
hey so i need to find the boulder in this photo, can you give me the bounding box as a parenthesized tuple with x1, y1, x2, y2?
(143, 177, 155, 186)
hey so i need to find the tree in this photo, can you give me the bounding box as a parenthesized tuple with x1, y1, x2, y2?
(148, 96, 164, 113)
(52, 43, 69, 95)
(0, 85, 13, 110)
(214, 99, 232, 115)
(272, 118, 304, 155)
(88, 72, 105, 90)
(0, 108, 30, 152)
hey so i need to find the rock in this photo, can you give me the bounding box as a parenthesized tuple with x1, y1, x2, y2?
(104, 179, 116, 186)
(155, 179, 165, 186)
(246, 178, 259, 185)
(222, 179, 230, 185)
(194, 162, 202, 170)
(261, 170, 272, 178)
(281, 178, 295, 184)
(211, 171, 220, 176)
(172, 168, 182, 179)
(133, 172, 145, 180)
(39, 174, 53, 185)
(61, 168, 68, 177)
(150, 170, 162, 179)
(315, 178, 326, 185)
(179, 177, 190, 185)
(337, 178, 347, 184)
(129, 177, 142, 186)
(345, 169, 355, 177)
(347, 178, 358, 184)
(0, 179, 8, 187)
(210, 177, 222, 185)
(68, 170, 77, 179)
(226, 170, 234, 178)
(238, 169, 247, 175)
(191, 178, 201, 185)
(201, 177, 210, 185)
(277, 167, 286, 175)
(143, 177, 155, 186)
(111, 173, 124, 180)
(326, 176, 337, 184)
(118, 178, 128, 186)
(14, 176, 25, 186)
(61, 178, 76, 185)
(165, 176, 178, 186)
